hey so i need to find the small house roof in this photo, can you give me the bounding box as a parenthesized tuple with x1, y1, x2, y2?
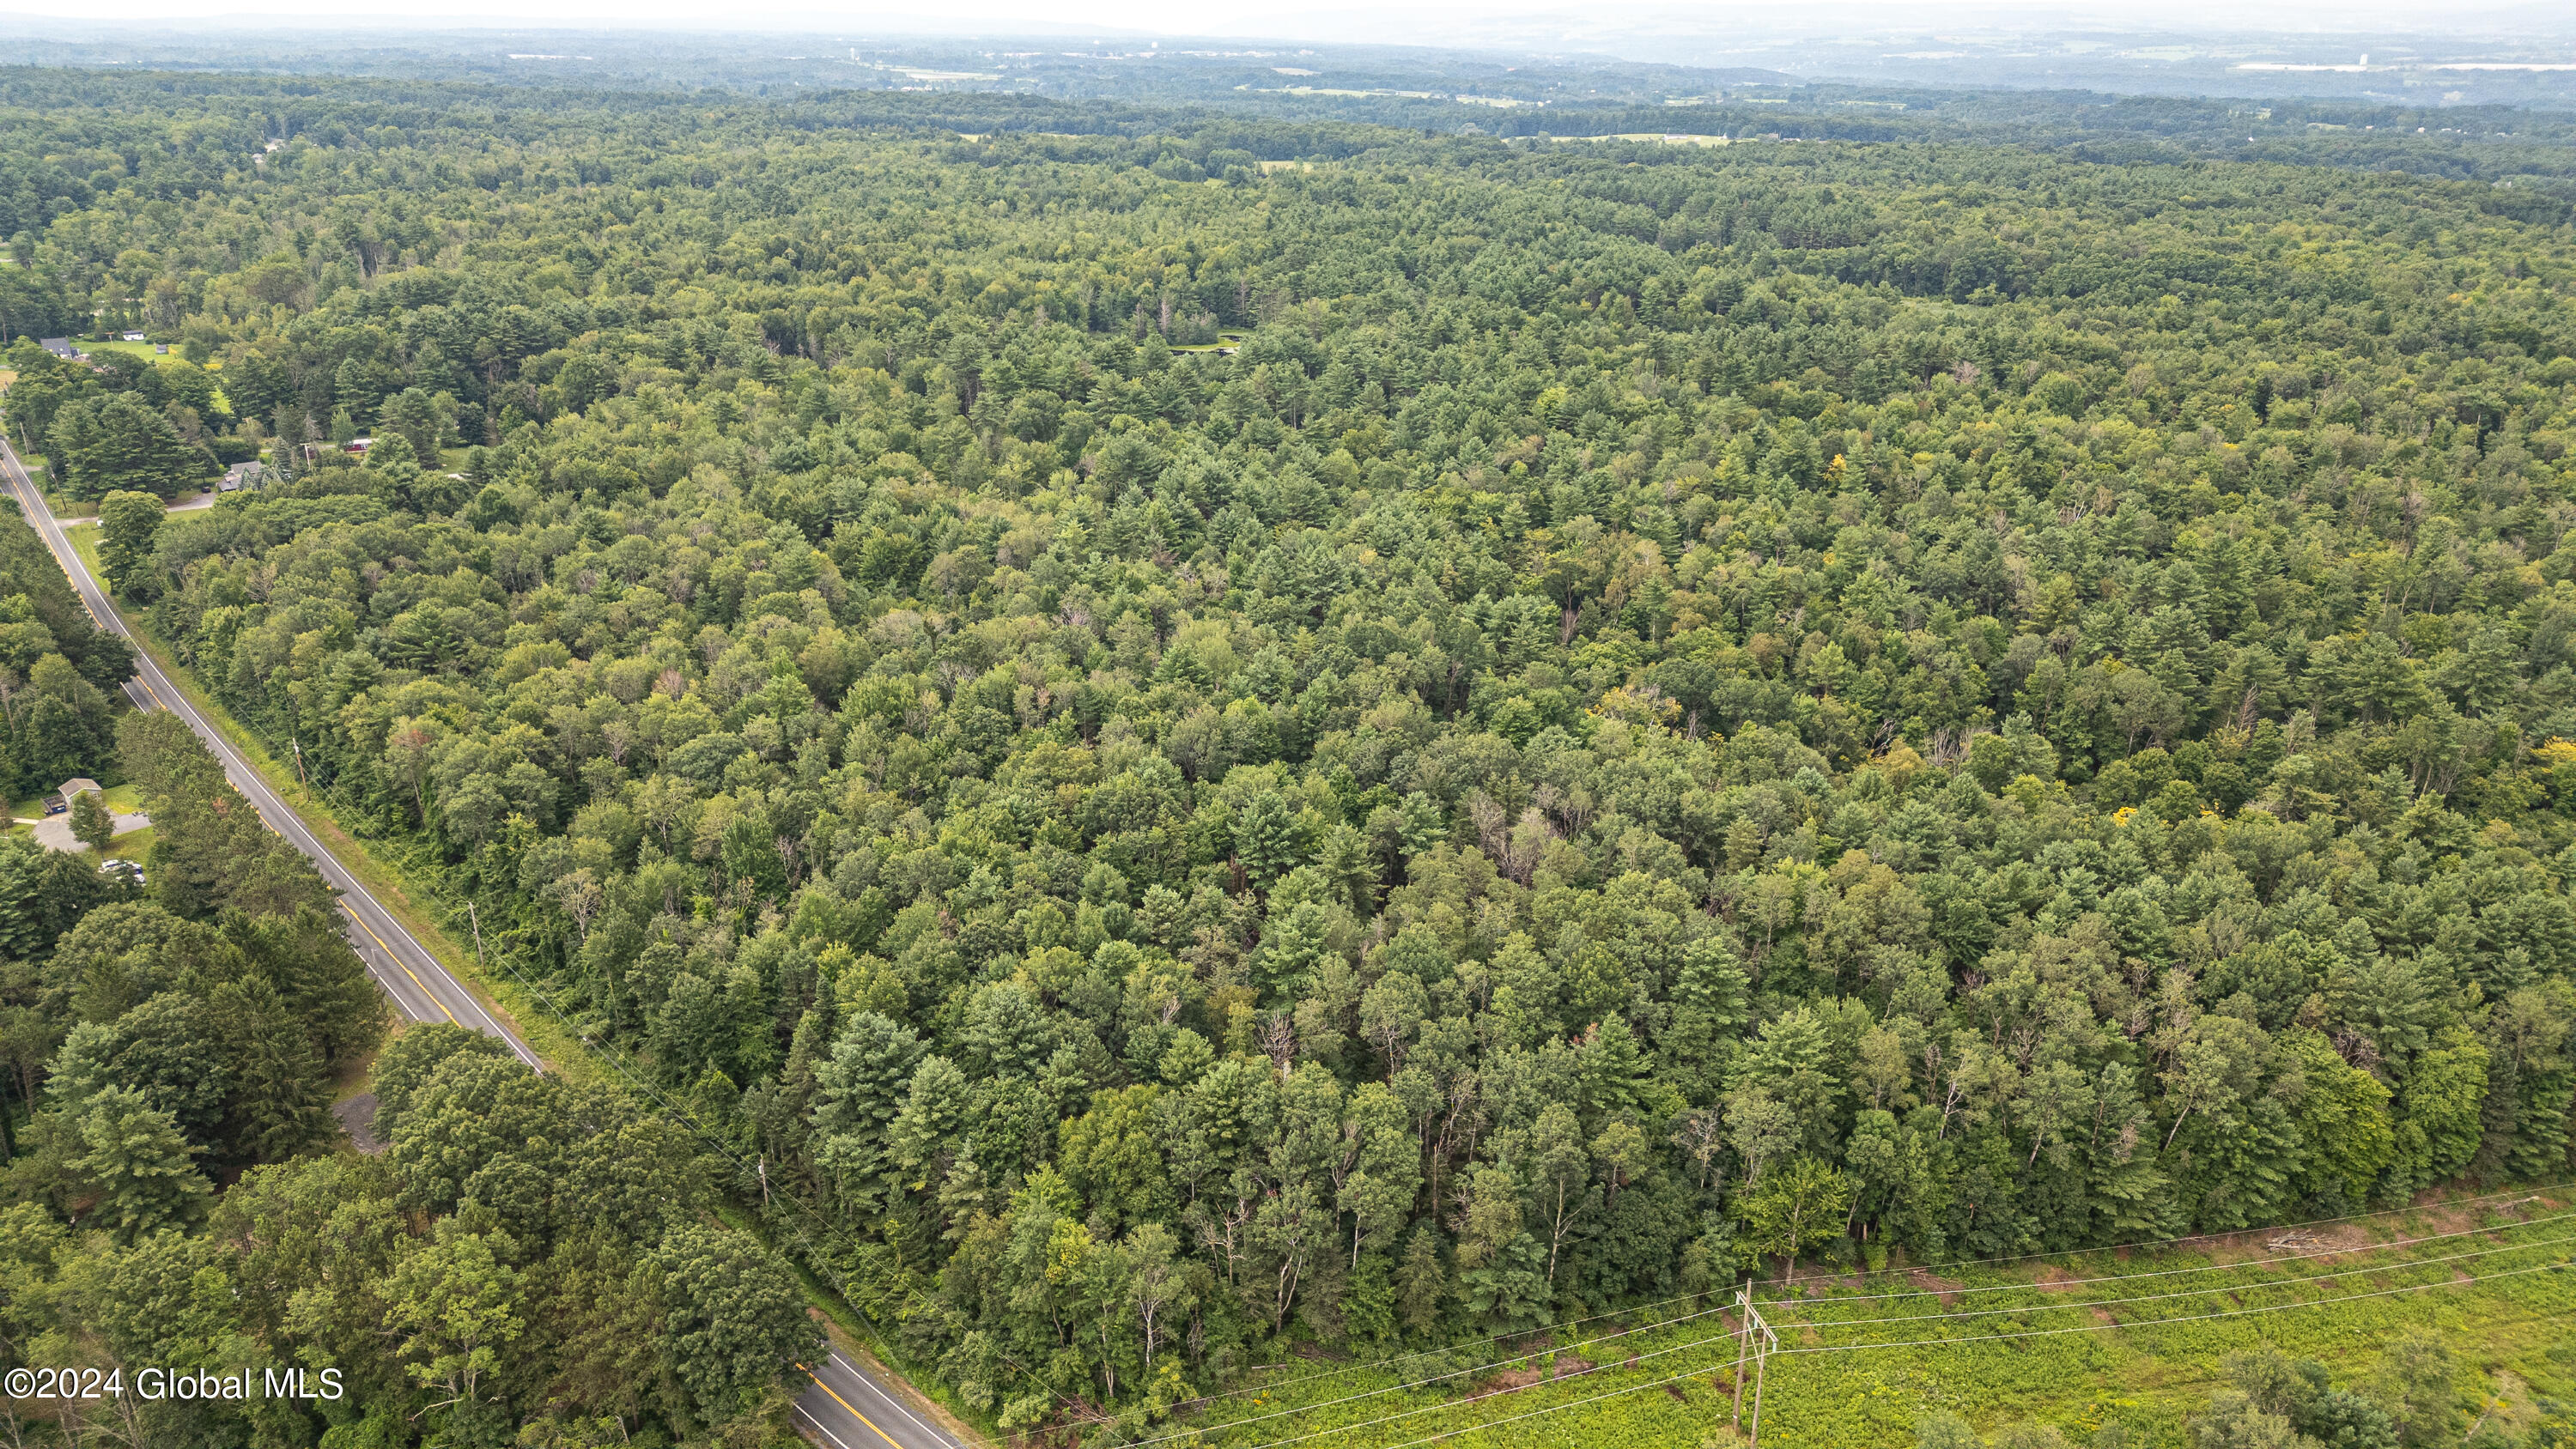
(58, 778, 102, 799)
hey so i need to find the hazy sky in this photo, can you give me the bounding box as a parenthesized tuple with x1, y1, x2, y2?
(6, 0, 2567, 36)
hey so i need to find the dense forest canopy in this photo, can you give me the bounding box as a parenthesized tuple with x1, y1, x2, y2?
(4, 65, 2576, 1446)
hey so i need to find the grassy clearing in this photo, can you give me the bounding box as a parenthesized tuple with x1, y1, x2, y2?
(1176, 1191, 2576, 1449)
(77, 338, 222, 373)
(58, 518, 99, 573)
(60, 528, 592, 1082)
(1552, 131, 1735, 146)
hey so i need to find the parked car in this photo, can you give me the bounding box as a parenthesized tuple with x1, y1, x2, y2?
(99, 858, 146, 887)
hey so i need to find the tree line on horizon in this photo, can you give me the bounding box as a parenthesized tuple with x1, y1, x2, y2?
(3, 68, 2575, 1446)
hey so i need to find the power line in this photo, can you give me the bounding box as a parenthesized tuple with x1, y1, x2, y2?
(1133, 1210, 2573, 1449)
(1779, 1179, 2572, 1282)
(1182, 1179, 2567, 1412)
(1123, 1298, 1738, 1448)
(1774, 1254, 2574, 1357)
(1237, 1258, 2575, 1449)
(1756, 1205, 2575, 1314)
(1762, 1228, 2575, 1332)
(1157, 1202, 2571, 1446)
(1196, 1229, 2576, 1449)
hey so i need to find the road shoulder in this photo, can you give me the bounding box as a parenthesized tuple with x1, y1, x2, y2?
(822, 1324, 987, 1449)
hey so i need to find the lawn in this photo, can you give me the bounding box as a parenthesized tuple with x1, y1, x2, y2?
(78, 338, 222, 372)
(6, 784, 134, 815)
(60, 518, 100, 573)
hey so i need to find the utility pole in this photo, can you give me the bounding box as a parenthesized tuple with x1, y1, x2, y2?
(290, 734, 307, 787)
(1729, 1282, 1778, 1446)
(467, 900, 485, 976)
(1750, 1306, 1776, 1449)
(1732, 1283, 1750, 1428)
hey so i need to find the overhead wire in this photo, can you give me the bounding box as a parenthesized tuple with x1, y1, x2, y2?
(1184, 1179, 2568, 1411)
(1186, 1223, 2576, 1449)
(1759, 1227, 2576, 1331)
(1211, 1252, 2576, 1449)
(1129, 1211, 2573, 1449)
(1757, 1204, 2575, 1313)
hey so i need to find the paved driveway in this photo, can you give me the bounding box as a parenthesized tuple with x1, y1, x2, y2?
(29, 811, 149, 851)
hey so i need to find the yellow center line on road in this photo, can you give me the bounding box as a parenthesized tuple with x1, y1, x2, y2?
(6, 445, 537, 1056)
(342, 900, 459, 1023)
(796, 1365, 907, 1449)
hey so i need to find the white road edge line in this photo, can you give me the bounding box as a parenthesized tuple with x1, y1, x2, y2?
(0, 436, 538, 1067)
(828, 1350, 956, 1445)
(6, 439, 954, 1449)
(795, 1403, 859, 1449)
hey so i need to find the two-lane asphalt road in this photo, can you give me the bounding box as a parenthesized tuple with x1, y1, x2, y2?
(0, 435, 539, 1064)
(0, 435, 964, 1449)
(795, 1349, 979, 1449)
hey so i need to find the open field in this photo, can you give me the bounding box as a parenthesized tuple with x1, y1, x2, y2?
(74, 337, 221, 371)
(1172, 1191, 2576, 1449)
(1552, 131, 1734, 145)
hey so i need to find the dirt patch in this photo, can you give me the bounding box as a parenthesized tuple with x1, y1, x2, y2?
(2410, 1203, 2484, 1237)
(1471, 1365, 1546, 1399)
(1908, 1269, 1966, 1307)
(1552, 1355, 1594, 1380)
(1665, 1382, 1691, 1404)
(335, 1092, 386, 1152)
(2034, 1266, 2085, 1291)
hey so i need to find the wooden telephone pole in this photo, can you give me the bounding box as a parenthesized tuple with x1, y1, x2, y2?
(1730, 1283, 1779, 1446)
